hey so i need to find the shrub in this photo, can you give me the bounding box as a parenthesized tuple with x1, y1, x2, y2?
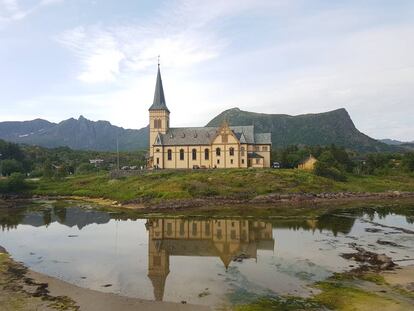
(76, 163, 97, 175)
(0, 159, 24, 176)
(0, 173, 30, 193)
(402, 153, 414, 172)
(314, 162, 347, 181)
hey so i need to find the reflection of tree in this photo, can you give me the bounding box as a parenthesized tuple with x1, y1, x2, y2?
(0, 208, 26, 231)
(269, 214, 356, 236)
(43, 209, 52, 227)
(53, 206, 67, 224)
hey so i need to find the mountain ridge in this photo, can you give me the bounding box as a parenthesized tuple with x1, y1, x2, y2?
(0, 108, 400, 152)
(206, 107, 395, 152)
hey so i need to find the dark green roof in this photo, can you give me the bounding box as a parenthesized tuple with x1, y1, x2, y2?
(149, 66, 169, 112)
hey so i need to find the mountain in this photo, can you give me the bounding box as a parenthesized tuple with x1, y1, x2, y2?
(0, 108, 401, 152)
(0, 116, 149, 151)
(206, 108, 395, 152)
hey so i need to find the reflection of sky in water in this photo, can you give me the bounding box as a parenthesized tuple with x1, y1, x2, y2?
(0, 205, 413, 306)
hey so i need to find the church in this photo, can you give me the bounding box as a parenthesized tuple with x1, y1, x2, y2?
(148, 65, 272, 169)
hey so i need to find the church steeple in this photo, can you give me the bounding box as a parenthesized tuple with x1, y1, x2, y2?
(149, 63, 169, 112)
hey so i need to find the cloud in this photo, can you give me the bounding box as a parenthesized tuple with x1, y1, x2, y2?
(0, 0, 63, 25)
(56, 0, 288, 84)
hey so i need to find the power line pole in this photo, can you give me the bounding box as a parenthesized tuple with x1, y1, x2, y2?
(116, 135, 120, 170)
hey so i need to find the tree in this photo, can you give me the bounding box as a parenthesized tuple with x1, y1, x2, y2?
(402, 153, 414, 172)
(0, 159, 24, 176)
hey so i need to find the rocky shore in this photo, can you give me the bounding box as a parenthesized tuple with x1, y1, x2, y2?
(124, 190, 414, 210)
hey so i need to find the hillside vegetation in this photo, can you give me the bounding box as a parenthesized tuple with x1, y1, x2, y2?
(30, 169, 414, 204)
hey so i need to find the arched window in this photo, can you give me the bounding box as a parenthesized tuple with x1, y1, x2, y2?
(158, 119, 162, 129)
(167, 149, 172, 161)
(179, 149, 184, 160)
(216, 147, 221, 156)
(240, 146, 245, 156)
(229, 147, 234, 156)
(192, 149, 197, 160)
(153, 119, 158, 128)
(204, 148, 209, 160)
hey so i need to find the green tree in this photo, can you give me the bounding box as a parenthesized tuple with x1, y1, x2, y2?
(0, 159, 24, 176)
(402, 153, 414, 172)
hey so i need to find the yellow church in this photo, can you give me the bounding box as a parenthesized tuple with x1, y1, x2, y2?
(148, 65, 272, 169)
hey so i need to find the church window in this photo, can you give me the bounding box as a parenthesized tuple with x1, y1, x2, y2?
(242, 159, 245, 164)
(167, 149, 172, 160)
(158, 119, 162, 128)
(179, 149, 184, 160)
(229, 147, 234, 156)
(192, 148, 197, 160)
(217, 229, 222, 240)
(262, 146, 268, 151)
(217, 159, 220, 164)
(230, 159, 233, 164)
(241, 147, 245, 156)
(155, 148, 160, 152)
(254, 146, 260, 151)
(179, 222, 185, 236)
(204, 148, 209, 160)
(222, 134, 228, 143)
(156, 158, 159, 165)
(216, 147, 221, 156)
(153, 119, 158, 128)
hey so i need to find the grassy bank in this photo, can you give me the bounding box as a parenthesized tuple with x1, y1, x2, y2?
(28, 169, 414, 204)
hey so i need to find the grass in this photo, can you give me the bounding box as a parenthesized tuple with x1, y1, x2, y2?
(27, 169, 414, 204)
(234, 271, 414, 311)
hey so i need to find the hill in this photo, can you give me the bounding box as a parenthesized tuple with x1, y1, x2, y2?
(0, 116, 149, 151)
(207, 108, 395, 152)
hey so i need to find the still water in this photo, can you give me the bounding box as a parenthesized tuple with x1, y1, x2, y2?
(0, 201, 413, 307)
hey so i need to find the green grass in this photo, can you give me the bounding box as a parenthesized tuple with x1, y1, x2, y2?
(28, 169, 414, 204)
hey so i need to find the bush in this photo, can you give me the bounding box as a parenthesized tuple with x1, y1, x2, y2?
(0, 159, 24, 176)
(402, 153, 414, 172)
(0, 173, 29, 193)
(76, 163, 97, 175)
(314, 162, 347, 181)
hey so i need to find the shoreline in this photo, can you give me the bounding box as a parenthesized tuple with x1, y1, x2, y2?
(7, 190, 414, 212)
(1, 245, 413, 311)
(125, 190, 414, 211)
(0, 248, 209, 311)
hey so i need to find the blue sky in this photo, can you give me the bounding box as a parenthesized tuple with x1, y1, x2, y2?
(1, 0, 413, 141)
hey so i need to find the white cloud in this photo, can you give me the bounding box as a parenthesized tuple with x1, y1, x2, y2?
(0, 0, 63, 25)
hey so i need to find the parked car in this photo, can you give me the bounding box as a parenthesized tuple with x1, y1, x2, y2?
(272, 162, 281, 169)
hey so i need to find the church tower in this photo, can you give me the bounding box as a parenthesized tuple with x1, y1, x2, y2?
(149, 63, 170, 158)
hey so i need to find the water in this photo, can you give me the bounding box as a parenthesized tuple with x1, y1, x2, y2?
(0, 201, 413, 307)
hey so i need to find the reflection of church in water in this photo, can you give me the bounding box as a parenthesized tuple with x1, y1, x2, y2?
(146, 218, 274, 301)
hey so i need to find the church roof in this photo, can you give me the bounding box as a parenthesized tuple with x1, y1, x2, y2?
(149, 66, 169, 112)
(154, 125, 271, 146)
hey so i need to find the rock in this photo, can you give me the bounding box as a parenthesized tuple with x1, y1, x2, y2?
(377, 240, 403, 247)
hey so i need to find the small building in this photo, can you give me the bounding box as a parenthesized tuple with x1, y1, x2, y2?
(89, 159, 104, 167)
(297, 155, 317, 171)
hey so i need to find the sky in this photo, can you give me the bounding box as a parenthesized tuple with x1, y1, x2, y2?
(0, 0, 413, 141)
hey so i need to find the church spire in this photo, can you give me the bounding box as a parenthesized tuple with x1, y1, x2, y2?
(149, 60, 169, 112)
